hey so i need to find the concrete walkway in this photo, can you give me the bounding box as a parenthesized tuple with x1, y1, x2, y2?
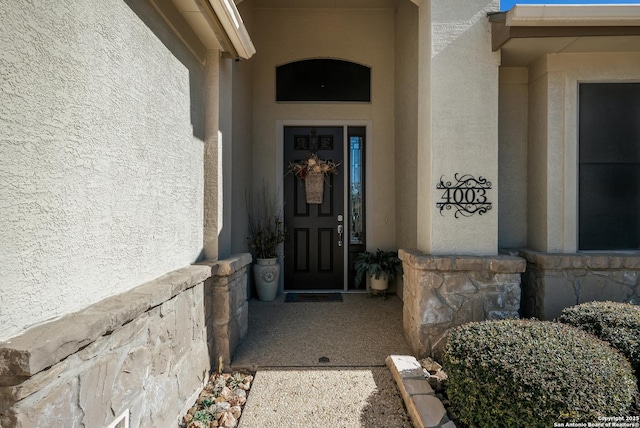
(231, 293, 414, 427)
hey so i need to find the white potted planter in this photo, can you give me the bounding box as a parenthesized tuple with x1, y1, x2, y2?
(247, 184, 286, 302)
(253, 257, 280, 301)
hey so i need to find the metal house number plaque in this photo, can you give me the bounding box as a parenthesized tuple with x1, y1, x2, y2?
(436, 174, 492, 218)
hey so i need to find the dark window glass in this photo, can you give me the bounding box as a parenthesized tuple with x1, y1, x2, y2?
(579, 83, 640, 250)
(276, 59, 371, 102)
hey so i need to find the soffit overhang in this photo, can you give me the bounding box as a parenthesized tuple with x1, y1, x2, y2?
(245, 0, 400, 8)
(150, 0, 256, 64)
(491, 5, 640, 67)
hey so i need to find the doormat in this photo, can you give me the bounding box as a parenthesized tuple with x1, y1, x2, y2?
(284, 293, 343, 303)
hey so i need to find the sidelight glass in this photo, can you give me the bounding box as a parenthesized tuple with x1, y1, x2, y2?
(349, 135, 364, 244)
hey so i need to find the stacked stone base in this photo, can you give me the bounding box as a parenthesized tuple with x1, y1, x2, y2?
(0, 254, 250, 428)
(400, 249, 526, 359)
(519, 250, 640, 320)
(202, 255, 252, 367)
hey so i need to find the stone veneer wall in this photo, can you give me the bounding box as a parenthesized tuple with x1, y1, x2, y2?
(205, 255, 251, 367)
(0, 255, 251, 428)
(520, 250, 640, 321)
(400, 249, 526, 359)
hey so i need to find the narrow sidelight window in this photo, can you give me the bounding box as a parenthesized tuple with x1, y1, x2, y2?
(348, 127, 366, 288)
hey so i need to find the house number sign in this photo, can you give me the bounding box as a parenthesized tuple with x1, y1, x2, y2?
(436, 174, 492, 218)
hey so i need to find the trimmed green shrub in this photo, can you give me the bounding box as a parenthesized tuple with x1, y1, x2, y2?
(443, 320, 636, 428)
(559, 301, 640, 376)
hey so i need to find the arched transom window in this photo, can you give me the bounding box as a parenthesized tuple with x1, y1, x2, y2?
(276, 59, 371, 102)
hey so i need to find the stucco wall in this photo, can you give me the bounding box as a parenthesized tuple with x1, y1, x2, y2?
(424, 0, 501, 255)
(230, 2, 255, 257)
(527, 52, 640, 253)
(527, 65, 549, 251)
(219, 58, 234, 258)
(250, 6, 397, 249)
(0, 0, 205, 341)
(395, 1, 419, 251)
(498, 67, 528, 249)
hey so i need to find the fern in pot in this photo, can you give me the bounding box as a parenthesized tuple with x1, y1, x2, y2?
(354, 249, 402, 291)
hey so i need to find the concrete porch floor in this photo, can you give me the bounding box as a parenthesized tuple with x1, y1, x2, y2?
(231, 293, 413, 369)
(231, 293, 416, 427)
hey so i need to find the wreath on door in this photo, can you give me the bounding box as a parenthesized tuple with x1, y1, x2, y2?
(287, 153, 340, 204)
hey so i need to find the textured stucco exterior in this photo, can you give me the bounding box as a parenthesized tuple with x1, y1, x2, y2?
(395, 1, 419, 251)
(0, 0, 205, 341)
(416, 1, 433, 254)
(229, 2, 255, 257)
(498, 67, 528, 249)
(422, 0, 501, 255)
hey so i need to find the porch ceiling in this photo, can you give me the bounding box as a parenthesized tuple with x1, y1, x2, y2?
(491, 5, 640, 67)
(247, 0, 400, 8)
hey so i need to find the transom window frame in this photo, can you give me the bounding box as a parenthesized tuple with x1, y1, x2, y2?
(275, 58, 372, 103)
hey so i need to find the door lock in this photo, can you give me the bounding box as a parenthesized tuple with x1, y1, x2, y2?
(337, 225, 343, 247)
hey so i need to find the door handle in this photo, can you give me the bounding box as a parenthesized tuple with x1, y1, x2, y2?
(337, 225, 343, 247)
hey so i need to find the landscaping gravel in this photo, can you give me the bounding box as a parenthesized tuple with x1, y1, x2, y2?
(179, 371, 254, 428)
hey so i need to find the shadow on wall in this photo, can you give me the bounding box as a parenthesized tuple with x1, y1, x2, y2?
(123, 0, 205, 141)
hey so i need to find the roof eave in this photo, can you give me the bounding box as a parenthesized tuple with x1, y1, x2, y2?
(491, 4, 640, 53)
(506, 4, 640, 27)
(151, 0, 255, 64)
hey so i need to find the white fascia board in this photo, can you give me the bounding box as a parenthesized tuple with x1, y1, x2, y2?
(208, 0, 256, 59)
(506, 4, 640, 27)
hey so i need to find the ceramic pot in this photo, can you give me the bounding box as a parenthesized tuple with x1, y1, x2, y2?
(370, 272, 389, 291)
(254, 258, 280, 301)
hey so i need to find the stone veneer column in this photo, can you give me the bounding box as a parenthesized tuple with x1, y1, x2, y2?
(202, 254, 252, 368)
(400, 249, 526, 360)
(520, 250, 640, 321)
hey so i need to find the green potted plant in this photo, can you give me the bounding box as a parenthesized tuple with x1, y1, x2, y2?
(247, 184, 286, 301)
(354, 249, 402, 292)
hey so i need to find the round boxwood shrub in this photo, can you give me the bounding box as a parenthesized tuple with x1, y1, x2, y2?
(443, 319, 636, 428)
(559, 301, 640, 376)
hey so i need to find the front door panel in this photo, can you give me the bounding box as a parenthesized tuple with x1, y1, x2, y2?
(284, 126, 344, 289)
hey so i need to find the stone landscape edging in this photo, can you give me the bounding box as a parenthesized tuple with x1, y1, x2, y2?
(386, 355, 456, 428)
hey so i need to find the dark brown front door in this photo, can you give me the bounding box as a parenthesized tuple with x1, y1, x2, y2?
(284, 126, 345, 290)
